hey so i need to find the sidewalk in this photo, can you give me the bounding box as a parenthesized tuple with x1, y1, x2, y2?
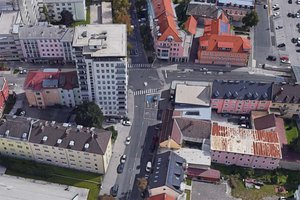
(99, 89, 135, 196)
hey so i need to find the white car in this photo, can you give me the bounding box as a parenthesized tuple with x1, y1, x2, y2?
(122, 120, 131, 126)
(125, 136, 131, 145)
(280, 59, 291, 64)
(273, 12, 280, 17)
(120, 155, 127, 164)
(297, 13, 300, 18)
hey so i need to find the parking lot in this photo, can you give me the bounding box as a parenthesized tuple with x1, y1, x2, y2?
(271, 0, 300, 65)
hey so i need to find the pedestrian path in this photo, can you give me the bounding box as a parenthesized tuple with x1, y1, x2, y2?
(127, 63, 152, 68)
(133, 88, 159, 96)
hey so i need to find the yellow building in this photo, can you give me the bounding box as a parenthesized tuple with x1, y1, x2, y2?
(0, 115, 112, 174)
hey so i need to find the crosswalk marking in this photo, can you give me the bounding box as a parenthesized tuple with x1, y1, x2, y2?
(133, 88, 159, 96)
(127, 63, 152, 68)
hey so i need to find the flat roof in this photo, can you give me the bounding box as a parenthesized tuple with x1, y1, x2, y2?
(0, 11, 19, 34)
(218, 0, 254, 6)
(73, 24, 127, 57)
(175, 84, 211, 106)
(0, 175, 88, 200)
(174, 148, 211, 167)
(101, 2, 112, 24)
(211, 123, 282, 159)
(292, 65, 300, 84)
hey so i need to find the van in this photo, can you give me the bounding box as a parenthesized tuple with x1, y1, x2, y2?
(146, 161, 152, 172)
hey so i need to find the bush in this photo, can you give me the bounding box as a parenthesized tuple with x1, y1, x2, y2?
(105, 126, 118, 142)
(229, 176, 238, 189)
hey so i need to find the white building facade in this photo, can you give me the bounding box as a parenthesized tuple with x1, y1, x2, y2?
(40, 0, 86, 22)
(73, 24, 128, 117)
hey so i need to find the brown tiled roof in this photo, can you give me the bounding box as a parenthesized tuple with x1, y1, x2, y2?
(175, 118, 211, 140)
(254, 114, 276, 130)
(159, 109, 181, 145)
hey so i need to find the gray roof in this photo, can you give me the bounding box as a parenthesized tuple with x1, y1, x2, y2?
(0, 11, 20, 35)
(272, 83, 300, 103)
(175, 118, 211, 140)
(149, 151, 186, 194)
(212, 80, 272, 100)
(19, 25, 74, 41)
(0, 115, 111, 155)
(186, 3, 220, 18)
(292, 66, 300, 84)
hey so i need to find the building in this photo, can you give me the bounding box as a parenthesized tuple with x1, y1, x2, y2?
(211, 123, 282, 170)
(72, 24, 128, 117)
(270, 83, 300, 118)
(0, 0, 19, 10)
(148, 0, 192, 62)
(0, 115, 112, 174)
(211, 80, 272, 114)
(174, 82, 212, 120)
(217, 0, 255, 22)
(295, 185, 300, 200)
(292, 65, 300, 85)
(147, 193, 175, 200)
(186, 0, 254, 23)
(198, 12, 251, 66)
(40, 0, 86, 22)
(184, 15, 197, 35)
(18, 0, 39, 25)
(0, 77, 9, 116)
(0, 11, 24, 61)
(24, 69, 81, 108)
(0, 175, 89, 200)
(160, 109, 211, 149)
(19, 25, 74, 64)
(148, 151, 186, 199)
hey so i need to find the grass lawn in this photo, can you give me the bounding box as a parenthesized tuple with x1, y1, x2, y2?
(0, 156, 101, 200)
(185, 189, 191, 200)
(284, 119, 299, 144)
(72, 7, 90, 26)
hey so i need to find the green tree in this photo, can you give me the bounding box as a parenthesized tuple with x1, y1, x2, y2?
(60, 10, 74, 27)
(74, 102, 103, 128)
(175, 0, 189, 26)
(242, 11, 259, 27)
(291, 136, 300, 152)
(98, 194, 115, 200)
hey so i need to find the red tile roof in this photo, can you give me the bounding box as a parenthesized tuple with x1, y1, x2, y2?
(24, 70, 78, 91)
(211, 123, 282, 159)
(187, 168, 220, 180)
(147, 193, 175, 200)
(152, 0, 182, 42)
(184, 16, 197, 35)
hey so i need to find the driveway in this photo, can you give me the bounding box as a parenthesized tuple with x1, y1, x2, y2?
(191, 181, 237, 200)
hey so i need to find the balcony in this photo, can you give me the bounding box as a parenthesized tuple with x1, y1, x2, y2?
(116, 64, 126, 69)
(117, 86, 126, 91)
(116, 81, 126, 85)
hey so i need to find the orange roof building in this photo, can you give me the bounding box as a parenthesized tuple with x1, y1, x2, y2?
(184, 16, 197, 35)
(198, 12, 251, 67)
(147, 193, 176, 200)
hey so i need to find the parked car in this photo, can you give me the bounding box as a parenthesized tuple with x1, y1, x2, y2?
(273, 7, 280, 11)
(120, 155, 127, 164)
(117, 163, 124, 174)
(297, 23, 300, 28)
(105, 118, 117, 124)
(122, 120, 131, 126)
(110, 184, 119, 197)
(296, 49, 300, 52)
(267, 55, 276, 61)
(272, 4, 279, 8)
(288, 0, 292, 4)
(280, 56, 289, 61)
(125, 136, 131, 145)
(273, 12, 280, 17)
(292, 38, 298, 43)
(146, 161, 152, 172)
(264, 4, 268, 9)
(297, 13, 300, 18)
(277, 43, 286, 48)
(275, 25, 283, 29)
(288, 13, 292, 17)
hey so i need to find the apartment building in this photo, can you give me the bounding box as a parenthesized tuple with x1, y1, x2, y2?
(0, 0, 19, 11)
(0, 11, 24, 61)
(217, 0, 254, 22)
(270, 83, 300, 118)
(24, 69, 81, 108)
(0, 115, 112, 174)
(0, 77, 9, 116)
(148, 151, 186, 199)
(40, 0, 86, 22)
(148, 0, 192, 62)
(18, 0, 39, 25)
(19, 25, 74, 63)
(211, 123, 282, 170)
(211, 80, 272, 114)
(198, 12, 251, 66)
(72, 24, 128, 117)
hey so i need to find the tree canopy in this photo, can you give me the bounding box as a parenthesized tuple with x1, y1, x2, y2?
(242, 11, 259, 27)
(60, 10, 74, 27)
(112, 0, 133, 34)
(74, 102, 103, 128)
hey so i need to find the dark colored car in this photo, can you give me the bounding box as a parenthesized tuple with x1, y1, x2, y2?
(288, 13, 292, 17)
(297, 49, 300, 52)
(273, 7, 280, 11)
(267, 55, 276, 61)
(297, 23, 300, 28)
(292, 38, 298, 43)
(288, 0, 292, 4)
(117, 163, 124, 174)
(110, 184, 119, 197)
(277, 43, 286, 48)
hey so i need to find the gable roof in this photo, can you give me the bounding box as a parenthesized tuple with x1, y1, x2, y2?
(160, 109, 181, 145)
(272, 83, 300, 103)
(174, 118, 211, 140)
(186, 3, 219, 19)
(149, 151, 186, 194)
(152, 0, 182, 42)
(254, 114, 276, 130)
(24, 70, 79, 91)
(184, 16, 197, 35)
(175, 84, 211, 106)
